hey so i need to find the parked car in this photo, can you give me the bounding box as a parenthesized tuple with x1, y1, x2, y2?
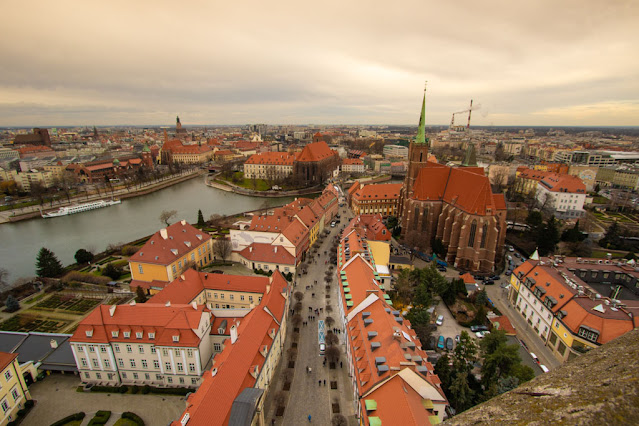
(437, 336, 445, 349)
(540, 365, 550, 373)
(455, 334, 460, 343)
(470, 325, 489, 332)
(330, 221, 336, 228)
(508, 245, 515, 252)
(514, 252, 521, 259)
(490, 275, 500, 281)
(484, 280, 495, 285)
(446, 337, 454, 350)
(475, 330, 490, 339)
(319, 343, 326, 355)
(436, 315, 444, 326)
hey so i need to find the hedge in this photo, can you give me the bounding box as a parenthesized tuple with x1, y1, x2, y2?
(88, 410, 111, 425)
(122, 412, 145, 425)
(51, 412, 86, 426)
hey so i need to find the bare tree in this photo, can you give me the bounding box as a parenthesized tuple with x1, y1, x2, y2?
(325, 332, 339, 346)
(159, 210, 177, 226)
(294, 291, 304, 302)
(213, 238, 232, 264)
(325, 316, 335, 328)
(332, 414, 348, 426)
(0, 267, 9, 291)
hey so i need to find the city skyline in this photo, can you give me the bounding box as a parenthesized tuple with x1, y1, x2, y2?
(2, 1, 638, 127)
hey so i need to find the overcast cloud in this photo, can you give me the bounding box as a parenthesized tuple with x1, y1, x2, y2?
(1, 0, 637, 126)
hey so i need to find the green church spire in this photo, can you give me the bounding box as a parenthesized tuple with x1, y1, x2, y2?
(415, 83, 427, 144)
(462, 142, 477, 167)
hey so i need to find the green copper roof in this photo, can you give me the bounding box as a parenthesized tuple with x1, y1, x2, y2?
(415, 89, 427, 145)
(368, 416, 382, 426)
(365, 399, 378, 411)
(462, 142, 477, 167)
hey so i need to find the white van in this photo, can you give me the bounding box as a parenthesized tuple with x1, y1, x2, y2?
(540, 365, 549, 373)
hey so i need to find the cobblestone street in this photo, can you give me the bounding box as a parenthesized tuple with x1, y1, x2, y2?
(263, 207, 356, 425)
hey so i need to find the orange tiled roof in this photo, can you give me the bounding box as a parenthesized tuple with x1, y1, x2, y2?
(0, 352, 18, 372)
(540, 173, 586, 194)
(412, 164, 505, 215)
(132, 221, 211, 266)
(461, 273, 475, 284)
(343, 158, 364, 165)
(353, 183, 402, 202)
(71, 303, 209, 347)
(343, 214, 391, 242)
(560, 297, 636, 344)
(149, 269, 269, 305)
(296, 141, 337, 162)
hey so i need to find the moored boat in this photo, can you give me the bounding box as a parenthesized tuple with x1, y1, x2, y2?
(41, 199, 121, 218)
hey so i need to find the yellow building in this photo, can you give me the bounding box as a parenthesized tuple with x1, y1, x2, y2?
(129, 220, 213, 294)
(0, 352, 31, 426)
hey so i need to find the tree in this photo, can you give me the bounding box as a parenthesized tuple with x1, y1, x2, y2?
(561, 221, 585, 243)
(103, 263, 123, 280)
(600, 220, 621, 249)
(537, 216, 560, 256)
(135, 286, 147, 303)
(292, 314, 302, 328)
(434, 353, 452, 391)
(480, 329, 508, 356)
(325, 316, 335, 328)
(159, 210, 177, 227)
(4, 295, 19, 313)
(332, 414, 348, 426)
(213, 238, 232, 264)
(449, 370, 474, 412)
(36, 247, 64, 278)
(386, 216, 398, 232)
(30, 181, 48, 206)
(74, 248, 94, 265)
(325, 332, 339, 346)
(431, 237, 446, 258)
(0, 267, 9, 291)
(475, 289, 488, 307)
(405, 306, 430, 327)
(326, 345, 341, 363)
(525, 210, 543, 234)
(197, 209, 205, 227)
(293, 291, 304, 302)
(481, 343, 521, 387)
(453, 331, 478, 372)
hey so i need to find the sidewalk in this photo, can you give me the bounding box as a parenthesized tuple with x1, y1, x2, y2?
(263, 210, 356, 425)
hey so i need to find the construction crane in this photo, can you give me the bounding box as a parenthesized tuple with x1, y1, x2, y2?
(449, 100, 477, 129)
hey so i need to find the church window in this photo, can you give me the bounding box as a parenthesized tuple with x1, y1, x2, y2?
(468, 220, 477, 248)
(413, 207, 419, 230)
(422, 207, 429, 229)
(480, 223, 488, 248)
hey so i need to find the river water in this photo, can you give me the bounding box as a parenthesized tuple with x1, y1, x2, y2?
(0, 177, 294, 282)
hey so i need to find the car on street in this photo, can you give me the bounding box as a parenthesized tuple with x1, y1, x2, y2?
(540, 365, 550, 373)
(330, 221, 336, 228)
(446, 337, 454, 350)
(455, 334, 460, 343)
(475, 330, 490, 339)
(470, 325, 489, 332)
(319, 343, 326, 355)
(490, 275, 500, 281)
(437, 336, 445, 349)
(514, 252, 521, 259)
(508, 245, 515, 252)
(436, 315, 444, 326)
(484, 280, 495, 285)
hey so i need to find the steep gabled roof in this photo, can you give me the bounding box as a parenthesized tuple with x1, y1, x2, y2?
(296, 141, 337, 162)
(132, 221, 211, 266)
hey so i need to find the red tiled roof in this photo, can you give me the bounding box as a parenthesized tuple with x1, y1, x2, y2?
(0, 352, 18, 372)
(343, 214, 391, 242)
(460, 273, 475, 284)
(238, 243, 296, 266)
(245, 152, 294, 166)
(559, 297, 635, 344)
(172, 145, 213, 155)
(71, 303, 209, 347)
(129, 279, 170, 292)
(296, 141, 337, 162)
(343, 158, 364, 165)
(489, 315, 516, 335)
(132, 221, 211, 266)
(540, 173, 586, 194)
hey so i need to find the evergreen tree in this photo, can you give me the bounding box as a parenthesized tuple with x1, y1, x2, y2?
(453, 331, 478, 372)
(197, 209, 205, 227)
(525, 210, 543, 234)
(449, 371, 474, 412)
(434, 353, 452, 392)
(136, 286, 147, 303)
(103, 263, 123, 280)
(36, 247, 64, 278)
(600, 220, 621, 249)
(561, 221, 585, 243)
(5, 295, 19, 312)
(537, 216, 560, 256)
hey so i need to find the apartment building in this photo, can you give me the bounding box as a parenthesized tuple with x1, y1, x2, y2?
(509, 257, 639, 363)
(383, 144, 409, 159)
(535, 173, 587, 219)
(129, 221, 213, 294)
(0, 352, 31, 426)
(341, 158, 365, 174)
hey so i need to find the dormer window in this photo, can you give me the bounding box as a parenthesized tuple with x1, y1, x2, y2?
(173, 335, 180, 342)
(148, 332, 155, 340)
(111, 331, 119, 338)
(123, 331, 130, 339)
(136, 332, 143, 339)
(86, 330, 93, 338)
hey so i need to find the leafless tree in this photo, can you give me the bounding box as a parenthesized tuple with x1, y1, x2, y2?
(332, 414, 348, 426)
(292, 314, 302, 328)
(159, 209, 177, 226)
(213, 238, 232, 263)
(326, 346, 340, 363)
(293, 291, 304, 302)
(326, 332, 339, 346)
(0, 268, 9, 291)
(325, 316, 335, 328)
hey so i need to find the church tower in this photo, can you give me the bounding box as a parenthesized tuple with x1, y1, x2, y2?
(405, 87, 430, 197)
(398, 87, 430, 220)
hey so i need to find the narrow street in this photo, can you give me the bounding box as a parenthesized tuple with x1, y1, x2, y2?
(263, 206, 356, 425)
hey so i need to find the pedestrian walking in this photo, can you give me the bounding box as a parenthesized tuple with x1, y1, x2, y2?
(340, 361, 343, 368)
(323, 379, 326, 386)
(308, 414, 312, 422)
(318, 380, 321, 386)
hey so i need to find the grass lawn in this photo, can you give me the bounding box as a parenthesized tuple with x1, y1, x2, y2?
(592, 196, 609, 204)
(0, 314, 71, 333)
(114, 419, 138, 426)
(219, 173, 272, 191)
(591, 250, 627, 259)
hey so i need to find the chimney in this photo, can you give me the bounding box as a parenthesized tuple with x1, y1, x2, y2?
(211, 368, 218, 377)
(165, 301, 171, 307)
(249, 246, 253, 253)
(50, 339, 58, 349)
(181, 220, 186, 226)
(180, 274, 185, 281)
(160, 229, 168, 239)
(109, 305, 116, 317)
(191, 301, 197, 310)
(130, 300, 136, 306)
(205, 273, 208, 279)
(230, 325, 238, 344)
(274, 246, 278, 253)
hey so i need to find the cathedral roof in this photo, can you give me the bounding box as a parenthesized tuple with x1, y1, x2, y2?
(412, 164, 505, 215)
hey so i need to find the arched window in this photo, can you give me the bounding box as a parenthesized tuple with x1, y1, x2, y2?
(480, 223, 488, 248)
(413, 207, 420, 230)
(468, 220, 477, 248)
(422, 207, 429, 229)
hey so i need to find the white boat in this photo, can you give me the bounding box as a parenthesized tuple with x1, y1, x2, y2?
(41, 199, 121, 218)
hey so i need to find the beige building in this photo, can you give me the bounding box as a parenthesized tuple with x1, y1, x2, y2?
(0, 352, 32, 425)
(243, 152, 295, 180)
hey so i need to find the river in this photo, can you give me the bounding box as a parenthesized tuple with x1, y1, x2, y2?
(0, 177, 294, 282)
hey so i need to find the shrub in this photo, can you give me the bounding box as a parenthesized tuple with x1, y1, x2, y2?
(51, 412, 86, 426)
(122, 412, 145, 425)
(121, 245, 139, 256)
(61, 271, 110, 285)
(130, 385, 139, 394)
(88, 410, 111, 425)
(141, 385, 150, 394)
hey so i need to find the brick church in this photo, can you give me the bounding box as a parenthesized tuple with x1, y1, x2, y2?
(399, 90, 506, 272)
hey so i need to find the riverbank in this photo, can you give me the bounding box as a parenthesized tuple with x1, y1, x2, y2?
(205, 174, 324, 198)
(0, 169, 204, 224)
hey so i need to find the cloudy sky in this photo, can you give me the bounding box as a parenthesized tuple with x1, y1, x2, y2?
(1, 0, 638, 127)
